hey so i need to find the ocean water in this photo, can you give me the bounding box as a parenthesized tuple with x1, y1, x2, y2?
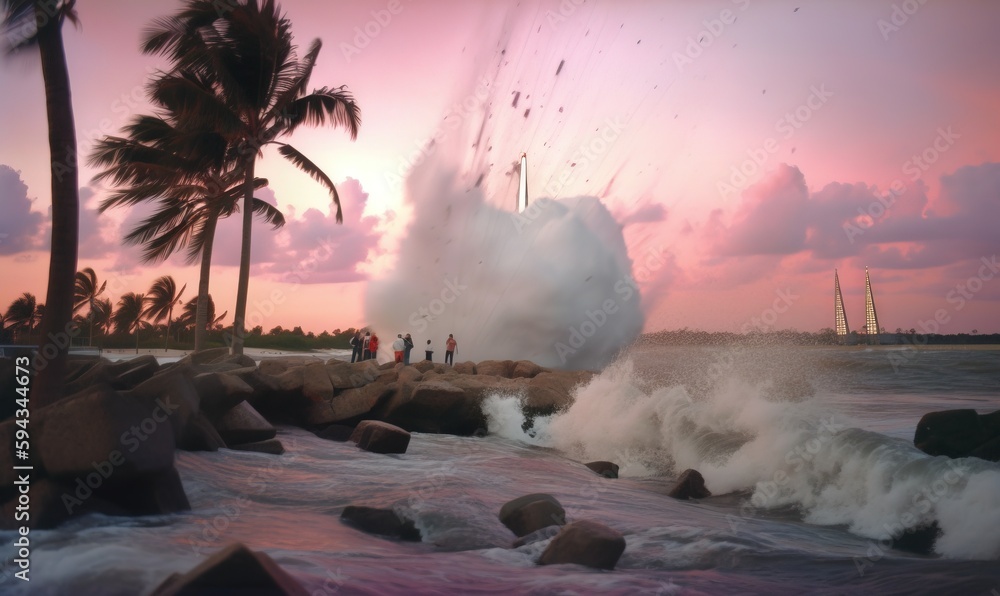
(2, 345, 999, 594)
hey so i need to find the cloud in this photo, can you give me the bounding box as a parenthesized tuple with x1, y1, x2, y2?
(618, 202, 668, 227)
(707, 161, 1000, 272)
(0, 164, 44, 254)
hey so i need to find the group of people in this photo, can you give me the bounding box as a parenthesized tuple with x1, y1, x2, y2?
(349, 331, 458, 366)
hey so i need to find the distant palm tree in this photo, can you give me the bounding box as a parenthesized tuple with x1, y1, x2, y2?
(73, 267, 107, 346)
(2, 0, 81, 405)
(5, 293, 42, 341)
(142, 0, 361, 355)
(113, 292, 148, 353)
(143, 275, 186, 351)
(90, 296, 113, 340)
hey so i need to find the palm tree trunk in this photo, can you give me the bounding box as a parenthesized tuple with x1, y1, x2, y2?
(33, 7, 79, 407)
(164, 307, 171, 352)
(135, 324, 140, 354)
(194, 213, 219, 352)
(230, 158, 256, 355)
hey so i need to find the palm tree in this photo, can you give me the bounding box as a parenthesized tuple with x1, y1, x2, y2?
(5, 292, 41, 342)
(2, 0, 81, 404)
(90, 296, 113, 341)
(143, 275, 186, 351)
(113, 292, 148, 354)
(142, 0, 361, 355)
(73, 267, 106, 346)
(90, 85, 283, 354)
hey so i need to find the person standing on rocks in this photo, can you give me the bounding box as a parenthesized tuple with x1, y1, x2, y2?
(350, 330, 362, 363)
(403, 333, 414, 365)
(425, 339, 434, 361)
(392, 334, 406, 363)
(362, 331, 372, 361)
(369, 332, 380, 362)
(445, 334, 457, 365)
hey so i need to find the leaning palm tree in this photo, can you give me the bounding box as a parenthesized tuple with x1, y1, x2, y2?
(142, 0, 361, 354)
(5, 292, 40, 342)
(2, 0, 81, 404)
(143, 275, 186, 351)
(90, 81, 283, 353)
(113, 292, 148, 354)
(73, 267, 106, 346)
(90, 296, 113, 342)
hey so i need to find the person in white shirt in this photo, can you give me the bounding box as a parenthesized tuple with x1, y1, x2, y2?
(392, 334, 406, 363)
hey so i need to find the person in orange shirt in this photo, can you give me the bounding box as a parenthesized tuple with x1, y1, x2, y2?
(369, 332, 379, 361)
(445, 334, 457, 365)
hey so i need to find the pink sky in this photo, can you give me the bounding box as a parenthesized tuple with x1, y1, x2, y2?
(2, 0, 999, 335)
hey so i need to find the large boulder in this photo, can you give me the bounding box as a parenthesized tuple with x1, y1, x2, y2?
(378, 379, 486, 435)
(511, 360, 543, 379)
(150, 543, 309, 596)
(301, 361, 334, 401)
(499, 493, 566, 537)
(452, 361, 476, 375)
(914, 409, 1000, 460)
(537, 520, 626, 570)
(176, 347, 230, 366)
(214, 401, 277, 446)
(340, 505, 421, 541)
(668, 469, 711, 500)
(350, 420, 411, 455)
(192, 372, 253, 420)
(178, 413, 226, 452)
(476, 360, 515, 378)
(327, 360, 381, 390)
(318, 382, 397, 427)
(524, 371, 590, 414)
(124, 366, 201, 445)
(107, 355, 161, 389)
(584, 461, 619, 479)
(37, 385, 176, 479)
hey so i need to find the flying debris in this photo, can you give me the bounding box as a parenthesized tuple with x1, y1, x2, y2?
(517, 153, 529, 213)
(556, 59, 565, 75)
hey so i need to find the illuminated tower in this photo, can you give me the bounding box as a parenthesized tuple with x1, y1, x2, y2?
(864, 267, 880, 345)
(834, 269, 850, 341)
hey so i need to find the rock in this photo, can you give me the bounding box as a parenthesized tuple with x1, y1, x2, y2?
(914, 409, 995, 459)
(476, 360, 515, 378)
(397, 366, 424, 385)
(192, 372, 253, 420)
(512, 360, 543, 379)
(103, 466, 191, 516)
(177, 347, 230, 366)
(214, 401, 277, 446)
(124, 365, 200, 445)
(537, 520, 626, 570)
(512, 525, 561, 548)
(412, 360, 436, 373)
(315, 424, 355, 442)
(257, 356, 321, 376)
(379, 361, 397, 371)
(969, 434, 1000, 462)
(668, 469, 711, 500)
(524, 371, 590, 414)
(229, 439, 285, 455)
(584, 461, 619, 478)
(301, 361, 334, 401)
(328, 360, 382, 389)
(378, 379, 487, 435)
(350, 420, 411, 454)
(323, 382, 397, 426)
(178, 412, 227, 451)
(37, 384, 176, 479)
(150, 542, 309, 596)
(107, 354, 161, 388)
(892, 522, 941, 555)
(499, 494, 566, 537)
(1, 478, 124, 530)
(340, 505, 421, 541)
(452, 361, 476, 375)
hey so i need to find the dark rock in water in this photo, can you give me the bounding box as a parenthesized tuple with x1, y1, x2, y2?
(178, 412, 226, 452)
(499, 493, 566, 537)
(316, 424, 356, 442)
(914, 409, 997, 459)
(0, 477, 126, 530)
(537, 520, 626, 570)
(668, 469, 711, 500)
(378, 379, 488, 435)
(37, 384, 176, 478)
(229, 439, 285, 455)
(192, 372, 253, 420)
(215, 401, 277, 446)
(320, 380, 397, 427)
(892, 522, 941, 555)
(512, 524, 561, 548)
(104, 466, 191, 516)
(969, 434, 1000, 462)
(350, 420, 411, 454)
(584, 461, 619, 478)
(150, 542, 309, 596)
(524, 371, 592, 415)
(340, 505, 421, 541)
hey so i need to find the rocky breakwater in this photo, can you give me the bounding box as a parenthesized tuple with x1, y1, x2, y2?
(0, 350, 593, 531)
